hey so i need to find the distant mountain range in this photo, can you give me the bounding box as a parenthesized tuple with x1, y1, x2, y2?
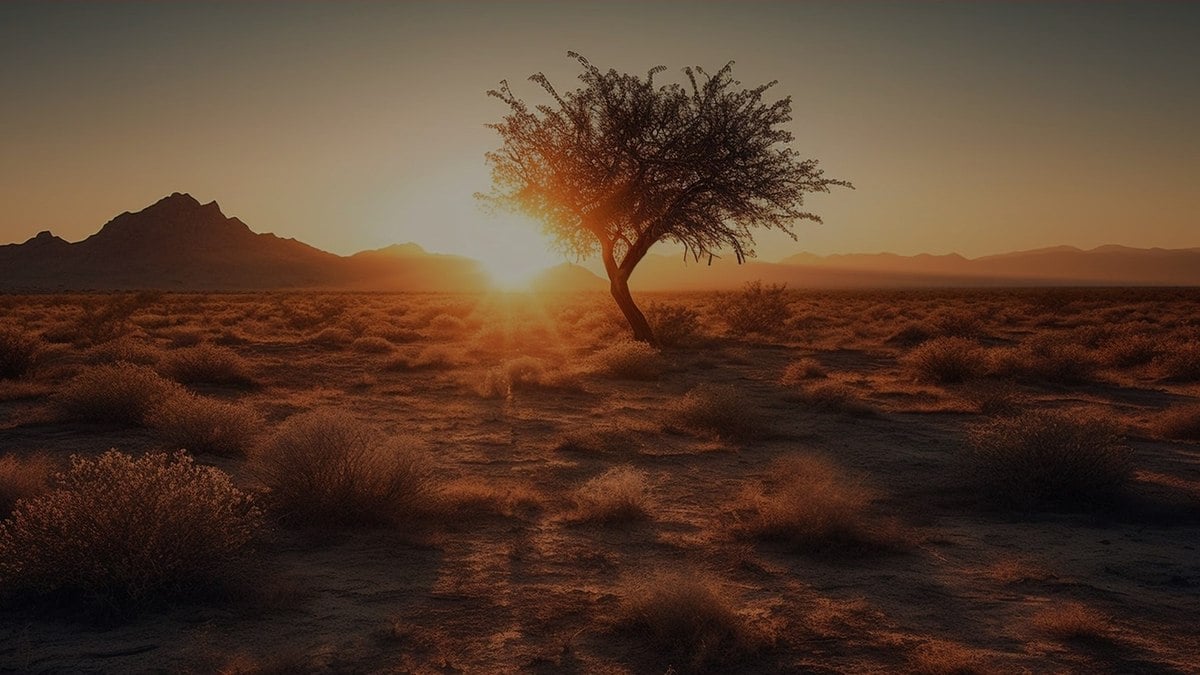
(2, 192, 1198, 291)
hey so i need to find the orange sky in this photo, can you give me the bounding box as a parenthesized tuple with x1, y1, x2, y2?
(2, 1, 1197, 269)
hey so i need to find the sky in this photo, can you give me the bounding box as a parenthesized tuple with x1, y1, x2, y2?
(2, 1, 1198, 272)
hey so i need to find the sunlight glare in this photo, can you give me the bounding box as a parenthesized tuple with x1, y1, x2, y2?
(476, 214, 562, 290)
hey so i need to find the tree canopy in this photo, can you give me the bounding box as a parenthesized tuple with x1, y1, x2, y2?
(483, 52, 850, 343)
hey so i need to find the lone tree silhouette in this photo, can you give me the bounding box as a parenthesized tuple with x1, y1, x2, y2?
(483, 52, 850, 344)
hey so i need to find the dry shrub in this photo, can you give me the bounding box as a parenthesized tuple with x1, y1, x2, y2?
(305, 327, 354, 349)
(989, 335, 1097, 384)
(617, 570, 765, 672)
(586, 339, 665, 380)
(1099, 332, 1160, 368)
(1031, 602, 1113, 641)
(735, 456, 903, 556)
(164, 327, 205, 348)
(887, 322, 934, 347)
(905, 337, 988, 384)
(0, 450, 261, 612)
(427, 313, 468, 334)
(555, 426, 642, 454)
(439, 478, 542, 519)
(967, 410, 1132, 508)
(956, 380, 1027, 416)
(56, 362, 184, 425)
(0, 454, 55, 517)
(665, 383, 761, 441)
(350, 336, 394, 353)
(786, 382, 875, 417)
(930, 309, 985, 339)
(0, 328, 45, 380)
(1156, 340, 1200, 381)
(475, 357, 582, 398)
(1156, 404, 1200, 441)
(147, 393, 264, 457)
(251, 410, 439, 527)
(645, 302, 703, 348)
(780, 357, 827, 384)
(162, 344, 257, 387)
(572, 466, 652, 524)
(716, 281, 791, 337)
(390, 345, 460, 371)
(908, 639, 985, 675)
(85, 336, 163, 366)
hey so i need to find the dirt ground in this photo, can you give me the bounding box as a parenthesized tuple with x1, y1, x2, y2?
(1, 288, 1198, 673)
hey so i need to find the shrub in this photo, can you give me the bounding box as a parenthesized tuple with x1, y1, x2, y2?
(0, 454, 55, 517)
(427, 313, 467, 334)
(886, 322, 934, 347)
(0, 450, 261, 612)
(350, 336, 394, 353)
(785, 382, 875, 417)
(85, 336, 163, 366)
(389, 345, 459, 371)
(716, 281, 791, 336)
(957, 380, 1027, 416)
(586, 340, 665, 380)
(0, 328, 44, 380)
(989, 335, 1097, 384)
(966, 410, 1132, 508)
(905, 337, 988, 384)
(1031, 602, 1113, 641)
(572, 466, 652, 524)
(1099, 332, 1160, 368)
(476, 357, 582, 398)
(779, 358, 827, 384)
(617, 570, 763, 671)
(908, 640, 984, 675)
(250, 410, 439, 527)
(1156, 404, 1200, 441)
(162, 344, 257, 387)
(665, 383, 761, 441)
(147, 393, 264, 457)
(644, 302, 703, 348)
(56, 362, 183, 425)
(735, 456, 902, 555)
(1157, 341, 1200, 381)
(305, 327, 354, 349)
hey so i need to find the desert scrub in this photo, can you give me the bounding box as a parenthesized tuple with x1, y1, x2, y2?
(716, 281, 792, 337)
(779, 357, 827, 384)
(147, 392, 265, 456)
(1030, 602, 1114, 642)
(666, 383, 762, 440)
(1156, 340, 1200, 381)
(644, 302, 703, 348)
(350, 336, 394, 353)
(161, 343, 257, 387)
(734, 456, 904, 556)
(785, 382, 875, 417)
(0, 454, 55, 517)
(905, 336, 988, 384)
(251, 410, 439, 527)
(989, 334, 1098, 384)
(966, 410, 1132, 508)
(84, 336, 163, 366)
(572, 466, 652, 524)
(586, 339, 665, 380)
(0, 450, 261, 612)
(304, 327, 354, 349)
(1156, 404, 1200, 441)
(475, 357, 582, 398)
(56, 362, 183, 425)
(0, 327, 45, 380)
(617, 570, 766, 672)
(388, 345, 460, 370)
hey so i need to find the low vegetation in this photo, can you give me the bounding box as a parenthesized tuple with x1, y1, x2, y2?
(717, 281, 792, 336)
(665, 383, 761, 440)
(905, 336, 988, 384)
(56, 362, 183, 425)
(572, 466, 652, 524)
(147, 392, 264, 456)
(586, 339, 665, 380)
(1156, 404, 1200, 441)
(161, 343, 257, 387)
(0, 328, 44, 380)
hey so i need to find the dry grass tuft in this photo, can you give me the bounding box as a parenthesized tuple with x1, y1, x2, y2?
(1155, 403, 1200, 441)
(84, 336, 162, 366)
(440, 478, 543, 519)
(779, 357, 827, 384)
(305, 327, 354, 349)
(907, 639, 985, 674)
(572, 466, 652, 524)
(717, 281, 791, 337)
(967, 410, 1132, 508)
(1030, 602, 1114, 641)
(905, 337, 988, 384)
(147, 392, 265, 457)
(734, 456, 905, 556)
(586, 340, 665, 380)
(665, 383, 762, 440)
(1156, 340, 1200, 381)
(785, 382, 875, 417)
(0, 454, 55, 517)
(990, 335, 1097, 384)
(251, 410, 440, 527)
(475, 357, 584, 399)
(56, 362, 184, 425)
(350, 336, 394, 353)
(0, 328, 45, 380)
(617, 570, 766, 672)
(645, 302, 703, 348)
(0, 450, 261, 613)
(162, 344, 257, 387)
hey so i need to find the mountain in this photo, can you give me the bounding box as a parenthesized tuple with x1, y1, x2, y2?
(530, 263, 607, 293)
(0, 193, 486, 291)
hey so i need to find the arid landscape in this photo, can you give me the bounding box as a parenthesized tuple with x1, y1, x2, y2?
(2, 284, 1199, 672)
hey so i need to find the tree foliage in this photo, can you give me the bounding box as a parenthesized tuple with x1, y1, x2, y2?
(483, 52, 850, 342)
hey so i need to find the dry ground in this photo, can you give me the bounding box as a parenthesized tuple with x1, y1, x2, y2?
(1, 287, 1199, 673)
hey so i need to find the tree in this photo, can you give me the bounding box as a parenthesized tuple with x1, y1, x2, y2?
(482, 52, 850, 344)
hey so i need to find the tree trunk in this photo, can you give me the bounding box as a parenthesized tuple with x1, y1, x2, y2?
(609, 273, 657, 345)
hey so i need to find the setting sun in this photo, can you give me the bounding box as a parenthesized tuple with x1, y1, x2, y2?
(472, 214, 562, 290)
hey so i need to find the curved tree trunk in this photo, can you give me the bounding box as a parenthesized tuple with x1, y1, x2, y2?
(609, 273, 656, 345)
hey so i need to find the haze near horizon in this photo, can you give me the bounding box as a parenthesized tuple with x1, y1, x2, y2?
(2, 1, 1197, 266)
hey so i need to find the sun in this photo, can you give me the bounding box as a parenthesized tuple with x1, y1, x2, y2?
(475, 215, 562, 291)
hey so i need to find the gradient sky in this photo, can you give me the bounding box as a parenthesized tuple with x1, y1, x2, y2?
(2, 1, 1197, 268)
